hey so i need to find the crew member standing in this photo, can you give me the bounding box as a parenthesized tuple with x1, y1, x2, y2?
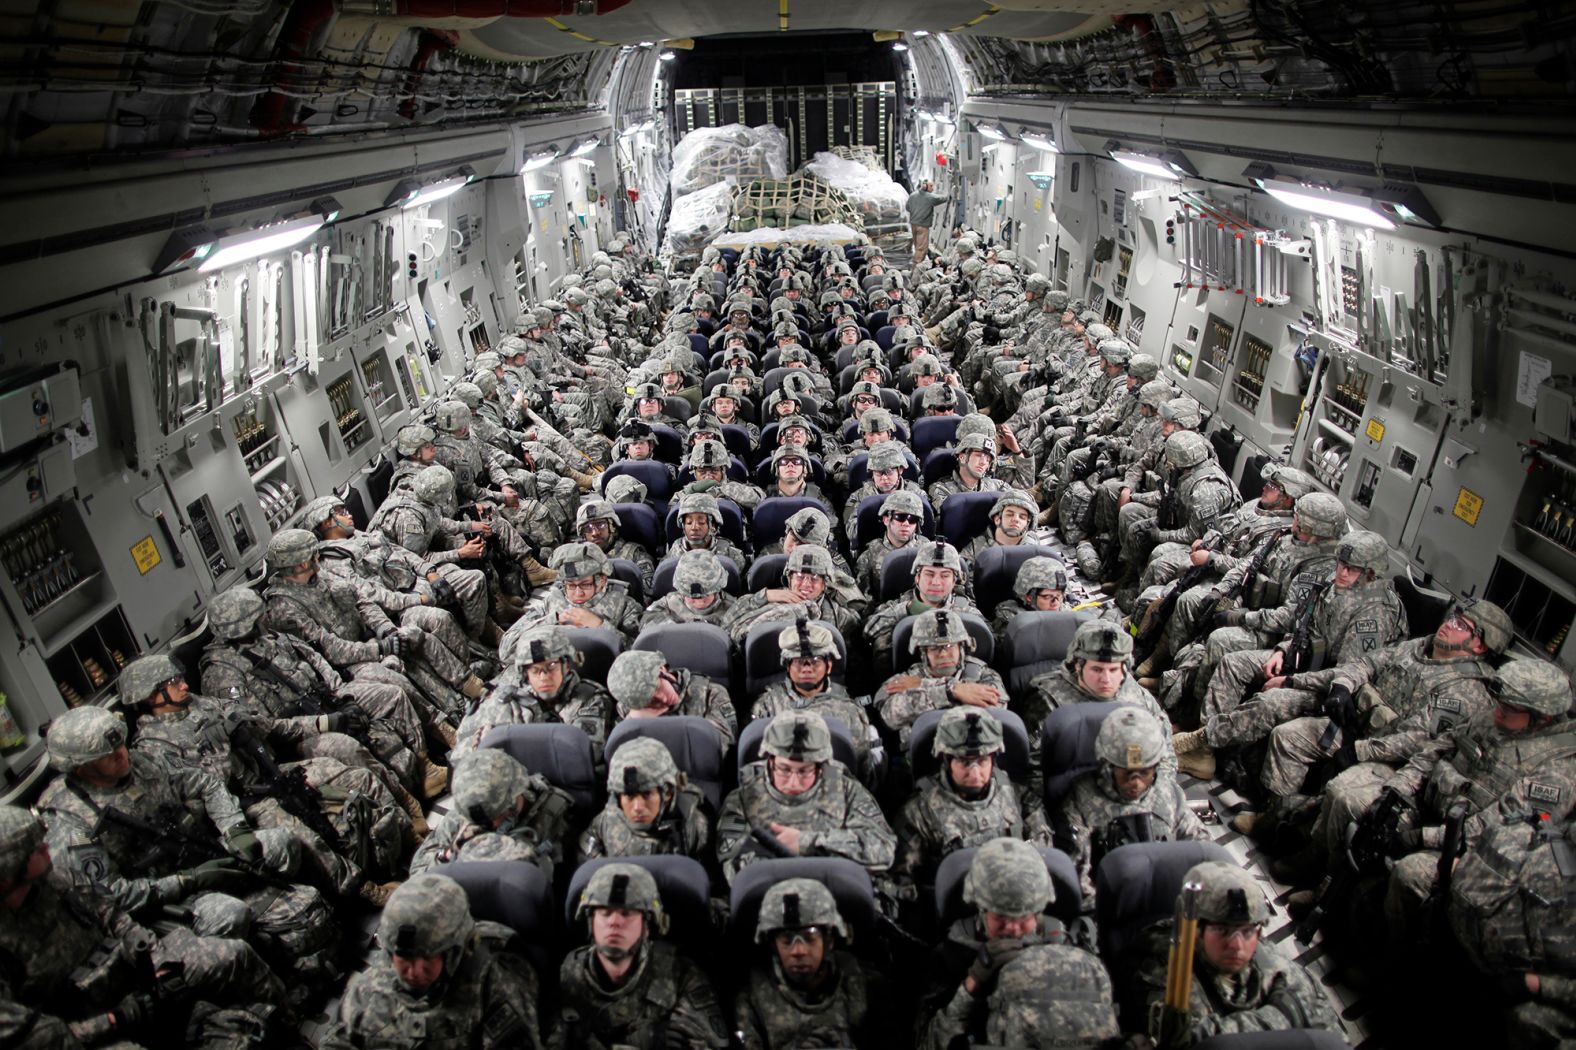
(906, 180, 949, 262)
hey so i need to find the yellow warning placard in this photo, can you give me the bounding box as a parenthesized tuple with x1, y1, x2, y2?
(1364, 418, 1386, 443)
(1453, 487, 1483, 527)
(131, 536, 161, 575)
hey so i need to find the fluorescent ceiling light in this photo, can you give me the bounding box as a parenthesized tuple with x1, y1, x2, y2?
(1020, 131, 1057, 153)
(1256, 180, 1394, 229)
(570, 137, 599, 157)
(1244, 162, 1437, 229)
(892, 42, 908, 51)
(1107, 144, 1196, 181)
(912, 30, 930, 37)
(400, 172, 473, 210)
(977, 122, 1007, 141)
(521, 147, 561, 172)
(199, 214, 324, 273)
(658, 50, 675, 61)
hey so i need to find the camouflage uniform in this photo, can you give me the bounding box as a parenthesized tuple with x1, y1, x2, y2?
(716, 712, 895, 883)
(989, 556, 1069, 634)
(607, 651, 738, 745)
(752, 619, 881, 780)
(862, 542, 979, 671)
(1134, 862, 1340, 1042)
(455, 627, 615, 759)
(409, 748, 572, 880)
(577, 499, 657, 590)
(877, 609, 1008, 749)
(578, 738, 713, 864)
(723, 545, 864, 641)
(323, 874, 544, 1050)
(1119, 430, 1239, 577)
(926, 432, 1009, 512)
(508, 542, 644, 642)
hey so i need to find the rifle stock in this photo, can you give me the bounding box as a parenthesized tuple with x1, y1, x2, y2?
(1154, 880, 1202, 1048)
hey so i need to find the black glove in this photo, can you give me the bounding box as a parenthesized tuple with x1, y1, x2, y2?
(1264, 977, 1309, 1028)
(378, 633, 409, 657)
(1205, 608, 1243, 632)
(983, 325, 1002, 342)
(182, 857, 247, 892)
(324, 708, 370, 738)
(1323, 684, 1357, 727)
(223, 826, 263, 864)
(1331, 739, 1360, 771)
(966, 938, 1033, 997)
(429, 577, 457, 606)
(109, 991, 154, 1031)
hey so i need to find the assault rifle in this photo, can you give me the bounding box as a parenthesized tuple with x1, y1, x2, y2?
(1282, 579, 1333, 676)
(1295, 786, 1413, 942)
(1178, 526, 1290, 652)
(91, 804, 284, 886)
(1132, 535, 1222, 664)
(232, 723, 346, 855)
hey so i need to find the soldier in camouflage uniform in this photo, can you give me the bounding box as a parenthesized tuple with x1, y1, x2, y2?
(116, 655, 403, 903)
(510, 541, 644, 642)
(1133, 861, 1340, 1043)
(752, 619, 881, 782)
(756, 506, 854, 578)
(734, 878, 883, 1050)
(606, 649, 737, 745)
(575, 498, 656, 592)
(1038, 339, 1133, 493)
(202, 585, 444, 808)
(552, 864, 727, 1050)
(1117, 430, 1240, 598)
(640, 548, 738, 627)
(0, 804, 291, 1049)
(676, 438, 764, 513)
(854, 489, 926, 598)
(666, 490, 749, 568)
(959, 488, 1040, 565)
(845, 442, 928, 545)
(1057, 708, 1207, 902)
(37, 706, 344, 990)
(724, 544, 863, 641)
(895, 709, 1052, 894)
(927, 431, 1009, 512)
(923, 838, 1119, 1050)
(386, 422, 439, 494)
(990, 556, 1069, 633)
(455, 624, 614, 760)
(324, 873, 544, 1050)
(863, 541, 980, 671)
(717, 711, 895, 884)
(1090, 392, 1192, 548)
(578, 738, 713, 865)
(408, 747, 572, 880)
(878, 609, 1007, 749)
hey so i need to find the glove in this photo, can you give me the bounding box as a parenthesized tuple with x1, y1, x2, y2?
(1332, 739, 1360, 771)
(109, 991, 154, 1031)
(429, 577, 457, 606)
(1323, 684, 1357, 727)
(1204, 608, 1243, 632)
(966, 937, 1033, 997)
(222, 826, 263, 864)
(321, 708, 370, 738)
(1264, 977, 1309, 1027)
(378, 633, 408, 657)
(183, 857, 247, 891)
(686, 478, 719, 493)
(983, 325, 1002, 342)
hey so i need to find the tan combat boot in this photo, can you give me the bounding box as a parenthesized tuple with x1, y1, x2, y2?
(418, 754, 450, 798)
(359, 879, 401, 907)
(392, 784, 430, 838)
(569, 467, 599, 491)
(461, 674, 488, 700)
(520, 556, 558, 587)
(1229, 810, 1260, 837)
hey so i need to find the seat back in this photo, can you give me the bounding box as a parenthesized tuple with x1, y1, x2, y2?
(922, 448, 958, 487)
(878, 548, 921, 602)
(663, 397, 694, 425)
(688, 332, 709, 356)
(973, 545, 1061, 621)
(648, 424, 685, 464)
(565, 856, 714, 955)
(606, 558, 646, 607)
(728, 858, 878, 947)
(632, 622, 734, 689)
(1001, 610, 1092, 695)
(676, 457, 749, 486)
(854, 493, 935, 552)
(558, 626, 624, 688)
(650, 553, 744, 601)
(845, 450, 919, 495)
(1094, 840, 1235, 967)
(932, 845, 1082, 930)
(890, 611, 996, 672)
(937, 490, 998, 549)
(609, 502, 664, 559)
(720, 424, 755, 459)
(363, 454, 397, 517)
(479, 724, 600, 819)
(737, 714, 858, 775)
(1039, 701, 1122, 810)
(743, 618, 847, 695)
(911, 415, 962, 461)
(605, 716, 729, 810)
(664, 499, 747, 550)
(908, 706, 1031, 782)
(746, 553, 790, 593)
(604, 460, 674, 503)
(433, 859, 557, 973)
(1394, 571, 1452, 637)
(752, 497, 828, 550)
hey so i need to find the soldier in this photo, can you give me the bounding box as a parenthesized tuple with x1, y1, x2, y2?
(666, 491, 749, 567)
(724, 544, 863, 640)
(762, 445, 830, 508)
(641, 548, 738, 627)
(553, 864, 727, 1050)
(323, 873, 544, 1050)
(846, 442, 928, 544)
(0, 804, 291, 1048)
(37, 706, 344, 987)
(387, 421, 439, 493)
(578, 738, 713, 865)
(734, 878, 883, 1049)
(752, 618, 882, 781)
(863, 541, 980, 671)
(878, 609, 1008, 749)
(409, 747, 572, 880)
(959, 488, 1039, 563)
(456, 624, 614, 759)
(1118, 430, 1240, 595)
(757, 506, 855, 578)
(717, 711, 895, 883)
(895, 709, 1052, 893)
(1057, 708, 1208, 902)
(923, 838, 1119, 1050)
(1023, 620, 1173, 766)
(202, 585, 445, 809)
(990, 556, 1069, 633)
(927, 432, 1008, 512)
(854, 489, 926, 597)
(512, 541, 643, 641)
(576, 498, 656, 592)
(1133, 861, 1341, 1042)
(607, 649, 737, 745)
(1097, 394, 1197, 545)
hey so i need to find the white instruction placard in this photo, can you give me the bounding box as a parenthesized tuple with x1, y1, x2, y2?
(1517, 351, 1552, 408)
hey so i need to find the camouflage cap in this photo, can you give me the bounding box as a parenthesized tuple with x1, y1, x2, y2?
(1261, 463, 1318, 500)
(1160, 397, 1202, 428)
(452, 748, 532, 827)
(1186, 861, 1269, 925)
(762, 709, 834, 763)
(1128, 354, 1160, 382)
(575, 862, 668, 932)
(265, 527, 318, 570)
(778, 618, 839, 662)
(396, 423, 436, 457)
(756, 878, 848, 942)
(1068, 620, 1133, 664)
(0, 805, 43, 883)
(911, 608, 972, 651)
(511, 623, 576, 667)
(674, 548, 727, 597)
(607, 650, 666, 708)
(881, 490, 925, 518)
(608, 736, 680, 795)
(783, 507, 833, 545)
(964, 837, 1053, 916)
(576, 499, 622, 532)
(686, 439, 731, 472)
(46, 705, 128, 771)
(379, 873, 475, 960)
(933, 707, 1005, 758)
(991, 488, 1038, 520)
(603, 475, 648, 504)
(117, 654, 184, 706)
(867, 441, 908, 473)
(1014, 556, 1068, 596)
(1164, 430, 1212, 470)
(1293, 491, 1347, 539)
(548, 541, 609, 580)
(208, 586, 267, 640)
(449, 382, 483, 410)
(677, 490, 724, 526)
(1095, 707, 1166, 770)
(1455, 599, 1514, 656)
(913, 540, 964, 577)
(784, 543, 835, 580)
(412, 464, 457, 506)
(1138, 380, 1174, 410)
(858, 407, 896, 435)
(1492, 658, 1572, 717)
(1335, 530, 1390, 574)
(434, 400, 471, 433)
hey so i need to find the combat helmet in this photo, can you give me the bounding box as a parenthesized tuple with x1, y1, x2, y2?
(674, 549, 727, 598)
(1454, 599, 1514, 656)
(1492, 658, 1573, 717)
(990, 489, 1038, 524)
(1335, 530, 1390, 574)
(761, 710, 834, 764)
(913, 540, 965, 579)
(1067, 620, 1133, 665)
(783, 508, 833, 546)
(510, 624, 577, 669)
(1160, 397, 1202, 428)
(1098, 340, 1133, 367)
(1128, 354, 1160, 382)
(607, 737, 680, 796)
(1261, 463, 1317, 500)
(756, 878, 849, 943)
(1095, 708, 1166, 770)
(955, 431, 996, 458)
(910, 608, 973, 652)
(933, 708, 1005, 758)
(1185, 861, 1269, 925)
(922, 383, 959, 410)
(963, 837, 1053, 916)
(208, 587, 266, 641)
(858, 408, 896, 435)
(867, 442, 908, 473)
(574, 862, 669, 934)
(379, 874, 476, 977)
(449, 382, 483, 411)
(451, 749, 531, 829)
(1164, 430, 1212, 470)
(1014, 556, 1069, 598)
(396, 424, 436, 457)
(117, 654, 183, 707)
(784, 544, 836, 581)
(299, 495, 345, 534)
(46, 706, 128, 771)
(411, 465, 457, 507)
(265, 528, 318, 572)
(0, 806, 43, 882)
(687, 439, 730, 473)
(548, 541, 609, 580)
(778, 619, 839, 664)
(1085, 323, 1115, 344)
(881, 490, 925, 519)
(434, 401, 471, 433)
(607, 650, 667, 709)
(576, 499, 622, 534)
(1293, 492, 1347, 539)
(1138, 380, 1173, 410)
(677, 491, 723, 528)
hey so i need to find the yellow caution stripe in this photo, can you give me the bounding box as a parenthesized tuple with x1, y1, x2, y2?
(947, 4, 1001, 32)
(543, 17, 618, 47)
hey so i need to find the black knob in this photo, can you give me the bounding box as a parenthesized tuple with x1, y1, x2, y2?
(32, 399, 48, 415)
